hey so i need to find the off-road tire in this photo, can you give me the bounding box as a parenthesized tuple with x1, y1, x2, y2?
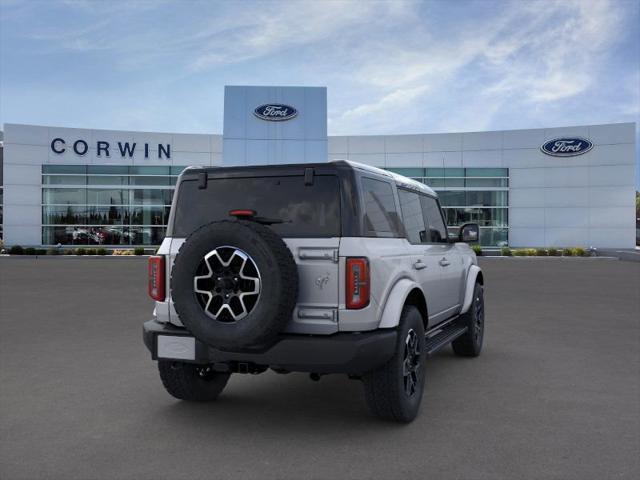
(362, 306, 426, 423)
(452, 282, 484, 357)
(158, 361, 230, 401)
(171, 220, 298, 350)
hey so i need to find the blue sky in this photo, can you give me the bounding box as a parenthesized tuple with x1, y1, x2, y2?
(1, 0, 638, 182)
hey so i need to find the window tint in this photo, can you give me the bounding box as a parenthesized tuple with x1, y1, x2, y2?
(361, 177, 402, 237)
(87, 165, 129, 175)
(438, 191, 466, 206)
(130, 166, 170, 175)
(87, 175, 129, 186)
(398, 189, 427, 244)
(42, 165, 86, 174)
(42, 175, 87, 185)
(466, 190, 508, 206)
(173, 175, 340, 237)
(420, 195, 448, 243)
(42, 188, 87, 204)
(87, 189, 130, 205)
(442, 207, 508, 227)
(386, 168, 425, 178)
(465, 168, 508, 177)
(132, 189, 172, 205)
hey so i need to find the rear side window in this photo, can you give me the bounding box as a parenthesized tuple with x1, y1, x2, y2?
(398, 189, 427, 244)
(420, 195, 448, 243)
(361, 177, 402, 237)
(172, 175, 340, 237)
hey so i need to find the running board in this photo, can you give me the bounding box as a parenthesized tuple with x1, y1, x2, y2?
(424, 324, 468, 357)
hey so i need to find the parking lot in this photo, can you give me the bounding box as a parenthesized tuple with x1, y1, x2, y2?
(1, 256, 638, 480)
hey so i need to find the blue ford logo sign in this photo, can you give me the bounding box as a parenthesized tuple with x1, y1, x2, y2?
(541, 137, 593, 156)
(254, 104, 297, 121)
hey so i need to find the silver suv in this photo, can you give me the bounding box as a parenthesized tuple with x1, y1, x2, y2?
(143, 160, 484, 422)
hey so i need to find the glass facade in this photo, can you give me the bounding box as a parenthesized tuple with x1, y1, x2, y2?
(386, 167, 509, 246)
(41, 165, 186, 246)
(39, 164, 508, 247)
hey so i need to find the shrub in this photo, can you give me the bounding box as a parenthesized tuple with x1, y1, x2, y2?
(514, 249, 528, 256)
(35, 249, 46, 255)
(535, 248, 547, 256)
(9, 245, 24, 255)
(76, 248, 86, 256)
(64, 248, 75, 255)
(134, 247, 145, 256)
(24, 247, 36, 255)
(47, 248, 61, 255)
(562, 248, 574, 257)
(86, 248, 97, 255)
(96, 248, 107, 256)
(471, 245, 482, 256)
(112, 249, 134, 256)
(548, 248, 558, 256)
(501, 247, 512, 256)
(574, 247, 586, 257)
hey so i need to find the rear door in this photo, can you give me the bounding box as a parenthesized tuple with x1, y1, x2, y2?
(169, 173, 342, 333)
(397, 188, 448, 322)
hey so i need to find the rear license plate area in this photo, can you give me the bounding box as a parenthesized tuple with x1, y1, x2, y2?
(157, 335, 195, 360)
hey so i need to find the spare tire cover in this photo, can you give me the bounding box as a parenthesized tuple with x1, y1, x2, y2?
(171, 220, 298, 350)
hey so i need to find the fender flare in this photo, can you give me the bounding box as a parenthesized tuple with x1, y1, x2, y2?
(378, 278, 425, 329)
(460, 265, 483, 314)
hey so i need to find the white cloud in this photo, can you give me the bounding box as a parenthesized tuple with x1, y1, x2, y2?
(479, 0, 623, 102)
(2, 0, 637, 137)
(330, 0, 632, 133)
(342, 85, 430, 117)
(189, 1, 412, 71)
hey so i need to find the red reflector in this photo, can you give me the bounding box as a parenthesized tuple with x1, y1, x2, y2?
(148, 255, 165, 302)
(229, 209, 256, 217)
(346, 257, 370, 309)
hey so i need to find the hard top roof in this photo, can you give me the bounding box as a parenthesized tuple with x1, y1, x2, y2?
(181, 159, 437, 197)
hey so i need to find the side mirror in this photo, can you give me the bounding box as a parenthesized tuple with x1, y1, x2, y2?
(459, 223, 479, 243)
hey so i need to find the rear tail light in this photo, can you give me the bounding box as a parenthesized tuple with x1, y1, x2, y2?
(148, 255, 166, 301)
(229, 209, 256, 217)
(346, 257, 370, 309)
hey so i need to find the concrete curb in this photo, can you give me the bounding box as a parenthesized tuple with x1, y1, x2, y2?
(478, 256, 617, 260)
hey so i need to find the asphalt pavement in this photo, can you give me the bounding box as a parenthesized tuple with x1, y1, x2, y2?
(0, 256, 639, 480)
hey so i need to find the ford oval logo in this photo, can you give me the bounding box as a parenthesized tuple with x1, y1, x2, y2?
(254, 104, 297, 121)
(541, 137, 593, 157)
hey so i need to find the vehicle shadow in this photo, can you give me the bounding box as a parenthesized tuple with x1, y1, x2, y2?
(151, 352, 460, 434)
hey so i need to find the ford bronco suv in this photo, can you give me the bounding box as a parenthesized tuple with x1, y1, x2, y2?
(143, 160, 484, 422)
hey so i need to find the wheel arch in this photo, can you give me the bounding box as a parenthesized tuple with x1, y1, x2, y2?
(378, 279, 429, 330)
(460, 265, 483, 314)
(404, 288, 429, 330)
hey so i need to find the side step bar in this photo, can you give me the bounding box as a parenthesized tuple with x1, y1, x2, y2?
(424, 323, 468, 357)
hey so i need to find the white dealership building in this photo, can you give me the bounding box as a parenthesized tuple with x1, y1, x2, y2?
(1, 86, 636, 248)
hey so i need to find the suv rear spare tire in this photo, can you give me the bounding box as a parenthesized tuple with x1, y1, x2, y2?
(171, 220, 298, 350)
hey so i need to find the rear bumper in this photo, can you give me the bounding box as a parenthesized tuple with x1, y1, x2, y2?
(143, 319, 397, 375)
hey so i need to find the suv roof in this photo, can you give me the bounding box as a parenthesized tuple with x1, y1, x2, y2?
(180, 160, 437, 197)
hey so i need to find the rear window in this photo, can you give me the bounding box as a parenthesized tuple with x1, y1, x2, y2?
(172, 175, 341, 237)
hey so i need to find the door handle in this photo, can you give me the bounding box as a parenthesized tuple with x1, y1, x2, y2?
(413, 260, 427, 270)
(439, 257, 450, 267)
